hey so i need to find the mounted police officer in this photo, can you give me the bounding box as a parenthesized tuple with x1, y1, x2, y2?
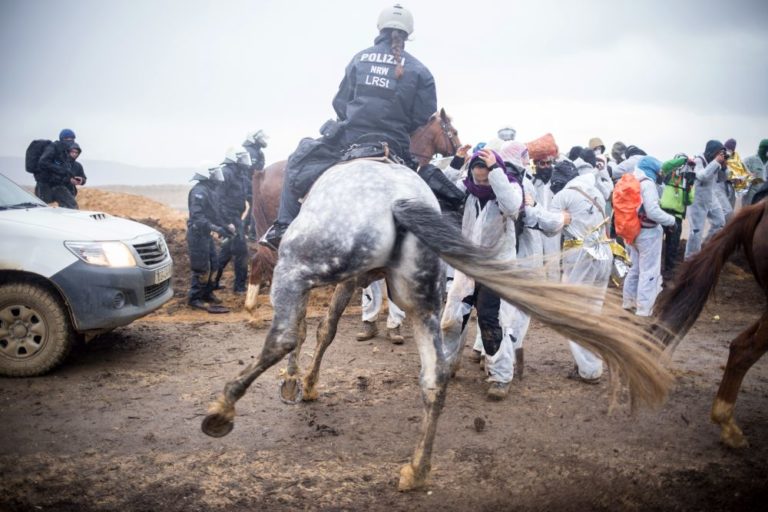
(260, 4, 437, 250)
(187, 166, 233, 313)
(214, 146, 251, 293)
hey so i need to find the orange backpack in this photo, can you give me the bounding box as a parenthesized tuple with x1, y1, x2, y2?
(612, 173, 643, 244)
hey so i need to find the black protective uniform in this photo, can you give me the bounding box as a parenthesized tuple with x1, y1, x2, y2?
(36, 140, 79, 207)
(215, 162, 249, 292)
(187, 178, 229, 303)
(274, 30, 437, 228)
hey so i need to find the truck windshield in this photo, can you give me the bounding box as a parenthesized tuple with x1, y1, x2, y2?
(0, 174, 47, 210)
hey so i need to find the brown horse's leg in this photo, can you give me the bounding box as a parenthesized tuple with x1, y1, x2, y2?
(202, 283, 309, 438)
(301, 279, 357, 401)
(398, 311, 450, 491)
(711, 311, 768, 448)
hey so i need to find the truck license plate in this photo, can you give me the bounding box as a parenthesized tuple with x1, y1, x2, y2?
(153, 264, 172, 285)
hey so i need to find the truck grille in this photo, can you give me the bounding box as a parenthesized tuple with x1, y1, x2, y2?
(144, 279, 171, 302)
(133, 238, 168, 266)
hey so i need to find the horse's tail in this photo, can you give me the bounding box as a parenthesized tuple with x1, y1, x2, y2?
(392, 199, 671, 408)
(653, 200, 766, 353)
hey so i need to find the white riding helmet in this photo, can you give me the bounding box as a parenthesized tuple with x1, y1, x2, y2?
(247, 129, 269, 148)
(224, 146, 251, 167)
(497, 126, 517, 141)
(377, 4, 414, 36)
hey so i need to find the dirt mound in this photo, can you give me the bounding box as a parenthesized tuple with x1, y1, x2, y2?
(77, 188, 187, 230)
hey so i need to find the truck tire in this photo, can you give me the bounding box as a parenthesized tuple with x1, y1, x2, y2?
(0, 281, 75, 377)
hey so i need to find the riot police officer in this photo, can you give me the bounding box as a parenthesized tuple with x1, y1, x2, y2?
(187, 166, 233, 313)
(214, 146, 251, 293)
(242, 130, 269, 239)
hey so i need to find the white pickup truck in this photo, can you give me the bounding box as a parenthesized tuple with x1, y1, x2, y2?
(0, 173, 173, 376)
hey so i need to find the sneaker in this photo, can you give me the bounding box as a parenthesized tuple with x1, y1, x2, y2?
(487, 381, 512, 400)
(355, 320, 379, 341)
(258, 222, 288, 251)
(387, 325, 404, 345)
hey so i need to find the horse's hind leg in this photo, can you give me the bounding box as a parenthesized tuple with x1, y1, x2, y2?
(301, 279, 357, 401)
(202, 278, 310, 437)
(711, 311, 768, 448)
(398, 309, 451, 491)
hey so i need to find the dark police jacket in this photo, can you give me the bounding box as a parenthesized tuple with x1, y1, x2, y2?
(217, 162, 248, 222)
(332, 33, 437, 159)
(188, 180, 226, 234)
(38, 140, 74, 186)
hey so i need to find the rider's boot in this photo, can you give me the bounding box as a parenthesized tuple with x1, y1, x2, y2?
(258, 222, 289, 251)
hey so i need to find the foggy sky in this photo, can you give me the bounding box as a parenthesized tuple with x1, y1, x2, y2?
(1, 0, 766, 179)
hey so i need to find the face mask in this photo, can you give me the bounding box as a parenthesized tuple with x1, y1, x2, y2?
(535, 165, 553, 184)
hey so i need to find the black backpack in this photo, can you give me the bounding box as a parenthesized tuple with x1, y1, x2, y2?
(25, 139, 52, 174)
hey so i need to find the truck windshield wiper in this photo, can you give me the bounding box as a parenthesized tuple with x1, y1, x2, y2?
(7, 202, 45, 209)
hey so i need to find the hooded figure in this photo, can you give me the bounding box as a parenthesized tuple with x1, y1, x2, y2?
(684, 140, 727, 259)
(573, 148, 614, 201)
(588, 137, 606, 155)
(525, 169, 611, 382)
(742, 139, 768, 203)
(442, 148, 524, 399)
(622, 156, 677, 316)
(612, 145, 647, 182)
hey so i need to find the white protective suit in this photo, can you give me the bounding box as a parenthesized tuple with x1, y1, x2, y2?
(527, 173, 611, 380)
(533, 174, 562, 282)
(574, 157, 614, 203)
(442, 166, 523, 383)
(611, 154, 643, 182)
(361, 280, 405, 328)
(621, 169, 676, 316)
(684, 155, 726, 259)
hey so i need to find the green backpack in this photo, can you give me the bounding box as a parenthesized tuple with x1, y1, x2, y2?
(660, 163, 695, 215)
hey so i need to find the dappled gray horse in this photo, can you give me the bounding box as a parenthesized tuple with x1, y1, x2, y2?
(202, 159, 671, 490)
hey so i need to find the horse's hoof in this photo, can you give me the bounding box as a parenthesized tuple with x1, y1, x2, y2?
(279, 377, 303, 404)
(201, 413, 235, 438)
(301, 379, 320, 402)
(398, 463, 427, 492)
(721, 424, 749, 449)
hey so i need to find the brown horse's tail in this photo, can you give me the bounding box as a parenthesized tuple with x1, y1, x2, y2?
(654, 201, 766, 353)
(392, 199, 671, 408)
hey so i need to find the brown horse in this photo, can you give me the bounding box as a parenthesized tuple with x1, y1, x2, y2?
(653, 199, 768, 448)
(244, 108, 461, 311)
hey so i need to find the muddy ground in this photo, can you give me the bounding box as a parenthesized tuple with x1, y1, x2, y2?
(2, 189, 767, 510)
(1, 262, 767, 511)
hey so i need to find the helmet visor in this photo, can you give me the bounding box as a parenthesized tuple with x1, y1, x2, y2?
(209, 167, 225, 182)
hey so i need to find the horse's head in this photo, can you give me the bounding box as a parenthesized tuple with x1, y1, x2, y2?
(410, 108, 461, 167)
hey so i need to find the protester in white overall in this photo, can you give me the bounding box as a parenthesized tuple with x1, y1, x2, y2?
(684, 140, 728, 259)
(621, 157, 677, 316)
(611, 145, 647, 182)
(527, 161, 611, 382)
(531, 158, 562, 281)
(574, 148, 614, 202)
(442, 149, 523, 399)
(355, 280, 406, 344)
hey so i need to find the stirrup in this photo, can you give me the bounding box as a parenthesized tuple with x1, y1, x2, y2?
(258, 223, 285, 251)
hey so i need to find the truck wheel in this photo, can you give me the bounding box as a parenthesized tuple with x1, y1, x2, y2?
(0, 282, 74, 377)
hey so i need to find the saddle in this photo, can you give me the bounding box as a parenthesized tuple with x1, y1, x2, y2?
(340, 141, 405, 166)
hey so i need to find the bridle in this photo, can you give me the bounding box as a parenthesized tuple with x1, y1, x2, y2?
(411, 114, 459, 164)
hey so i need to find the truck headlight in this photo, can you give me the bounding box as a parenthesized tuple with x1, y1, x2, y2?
(65, 241, 137, 268)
